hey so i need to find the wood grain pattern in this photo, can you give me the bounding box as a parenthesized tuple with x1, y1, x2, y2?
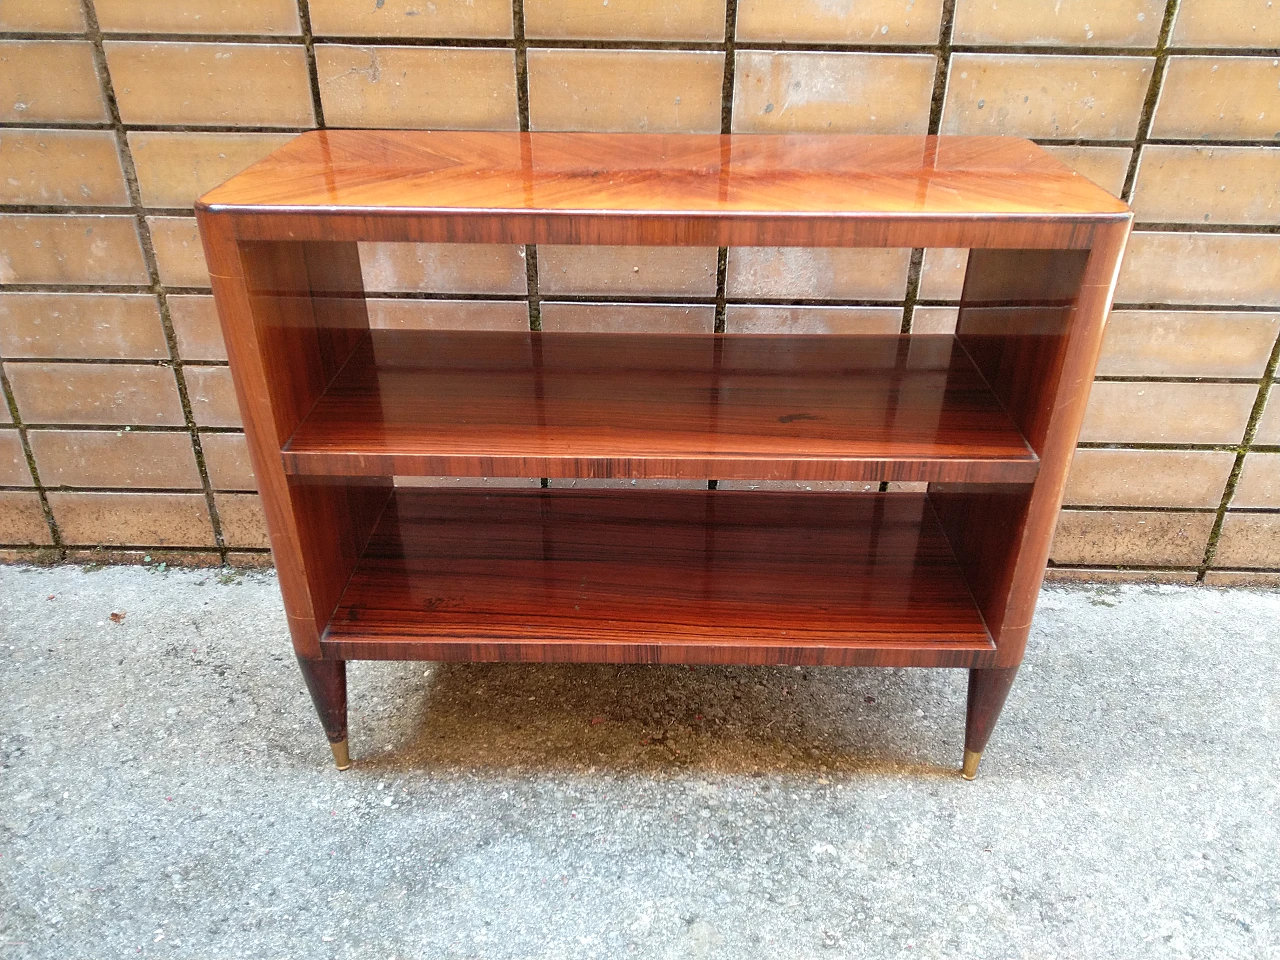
(296, 655, 347, 745)
(282, 331, 1040, 483)
(954, 249, 1091, 454)
(196, 223, 391, 658)
(965, 666, 1020, 756)
(193, 131, 1135, 771)
(930, 222, 1132, 667)
(321, 489, 997, 668)
(197, 131, 1129, 248)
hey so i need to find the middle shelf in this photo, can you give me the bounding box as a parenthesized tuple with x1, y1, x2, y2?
(282, 330, 1037, 483)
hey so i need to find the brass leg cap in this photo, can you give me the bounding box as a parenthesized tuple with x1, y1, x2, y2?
(961, 749, 982, 781)
(330, 739, 351, 771)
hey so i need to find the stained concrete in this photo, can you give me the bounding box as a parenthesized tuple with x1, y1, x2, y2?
(1, 564, 1277, 959)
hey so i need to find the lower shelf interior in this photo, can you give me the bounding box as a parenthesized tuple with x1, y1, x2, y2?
(321, 489, 995, 667)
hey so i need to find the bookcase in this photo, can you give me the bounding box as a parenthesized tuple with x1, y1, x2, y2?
(196, 131, 1131, 778)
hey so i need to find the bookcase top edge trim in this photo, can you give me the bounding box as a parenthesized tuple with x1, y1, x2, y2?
(196, 131, 1132, 236)
(198, 206, 1129, 250)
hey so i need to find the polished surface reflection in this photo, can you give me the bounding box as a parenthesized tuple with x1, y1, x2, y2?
(201, 130, 1129, 218)
(282, 330, 1039, 482)
(323, 489, 995, 665)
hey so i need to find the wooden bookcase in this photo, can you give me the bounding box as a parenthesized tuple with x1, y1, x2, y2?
(196, 131, 1131, 778)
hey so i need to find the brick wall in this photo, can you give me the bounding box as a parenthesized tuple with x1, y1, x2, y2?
(0, 0, 1277, 583)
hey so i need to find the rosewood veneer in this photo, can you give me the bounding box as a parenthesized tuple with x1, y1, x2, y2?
(196, 131, 1131, 778)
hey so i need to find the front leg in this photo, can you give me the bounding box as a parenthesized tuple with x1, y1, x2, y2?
(962, 666, 1019, 780)
(296, 656, 350, 770)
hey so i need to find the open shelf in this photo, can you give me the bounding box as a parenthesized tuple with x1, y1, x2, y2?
(320, 489, 996, 667)
(283, 331, 1038, 484)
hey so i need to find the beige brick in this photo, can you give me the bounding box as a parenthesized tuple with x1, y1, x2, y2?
(147, 217, 208, 288)
(49, 491, 214, 547)
(0, 130, 127, 207)
(0, 42, 104, 122)
(6, 363, 185, 427)
(366, 299, 529, 331)
(215, 493, 270, 549)
(0, 294, 167, 361)
(940, 54, 1152, 139)
(733, 52, 934, 135)
(736, 0, 942, 43)
(184, 365, 241, 428)
(94, 0, 299, 34)
(1213, 513, 1280, 568)
(538, 247, 717, 297)
(307, 0, 512, 38)
(1171, 0, 1280, 48)
(104, 42, 314, 127)
(316, 46, 518, 130)
(723, 306, 902, 334)
(1080, 382, 1257, 444)
(1152, 57, 1280, 140)
(726, 248, 910, 300)
(29, 430, 201, 489)
(55, 547, 225, 565)
(1202, 570, 1280, 587)
(1233, 453, 1280, 508)
(718, 480, 879, 492)
(1257, 393, 1280, 444)
(1050, 510, 1213, 567)
(953, 0, 1162, 46)
(200, 432, 256, 491)
(168, 295, 227, 362)
(1063, 449, 1234, 508)
(0, 0, 84, 32)
(549, 479, 709, 490)
(919, 248, 967, 300)
(128, 132, 296, 209)
(393, 476, 541, 489)
(0, 215, 147, 285)
(1046, 568, 1199, 585)
(527, 0, 725, 40)
(1097, 311, 1279, 378)
(1132, 146, 1280, 225)
(225, 550, 274, 567)
(528, 50, 723, 134)
(911, 306, 958, 333)
(360, 243, 526, 294)
(1116, 233, 1280, 307)
(1040, 144, 1132, 197)
(0, 491, 51, 545)
(0, 431, 32, 487)
(539, 303, 715, 333)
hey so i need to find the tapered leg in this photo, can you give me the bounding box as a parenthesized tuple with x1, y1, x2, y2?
(296, 656, 350, 770)
(962, 666, 1019, 780)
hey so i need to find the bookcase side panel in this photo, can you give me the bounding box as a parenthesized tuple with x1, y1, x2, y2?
(200, 221, 390, 656)
(302, 241, 374, 380)
(933, 222, 1132, 663)
(198, 215, 320, 655)
(954, 248, 1091, 454)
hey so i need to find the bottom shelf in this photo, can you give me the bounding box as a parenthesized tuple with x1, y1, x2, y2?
(322, 489, 995, 667)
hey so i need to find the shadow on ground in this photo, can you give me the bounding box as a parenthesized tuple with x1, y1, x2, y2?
(354, 660, 965, 778)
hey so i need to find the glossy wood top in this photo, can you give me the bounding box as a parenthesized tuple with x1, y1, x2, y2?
(197, 132, 1129, 247)
(202, 130, 1126, 218)
(322, 489, 996, 667)
(281, 331, 1039, 484)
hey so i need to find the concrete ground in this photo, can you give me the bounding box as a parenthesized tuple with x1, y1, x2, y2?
(0, 565, 1276, 960)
